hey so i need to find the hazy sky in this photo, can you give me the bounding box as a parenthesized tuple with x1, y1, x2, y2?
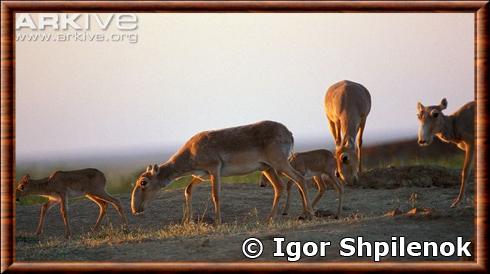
(16, 13, 474, 161)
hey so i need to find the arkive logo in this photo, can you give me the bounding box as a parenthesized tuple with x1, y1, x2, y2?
(16, 13, 138, 31)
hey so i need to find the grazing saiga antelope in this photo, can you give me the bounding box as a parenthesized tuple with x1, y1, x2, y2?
(324, 80, 371, 185)
(130, 120, 315, 224)
(16, 168, 128, 238)
(259, 149, 345, 218)
(417, 98, 475, 207)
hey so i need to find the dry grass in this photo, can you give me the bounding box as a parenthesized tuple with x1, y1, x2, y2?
(17, 207, 369, 252)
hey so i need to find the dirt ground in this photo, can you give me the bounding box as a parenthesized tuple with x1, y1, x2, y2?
(15, 166, 475, 262)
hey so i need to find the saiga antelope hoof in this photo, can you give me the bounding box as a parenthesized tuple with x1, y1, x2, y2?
(450, 198, 462, 208)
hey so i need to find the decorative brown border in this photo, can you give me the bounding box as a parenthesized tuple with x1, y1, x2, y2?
(1, 1, 488, 272)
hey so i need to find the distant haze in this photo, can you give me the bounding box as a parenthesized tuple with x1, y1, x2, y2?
(16, 13, 473, 163)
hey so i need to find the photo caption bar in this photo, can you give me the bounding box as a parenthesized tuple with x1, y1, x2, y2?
(242, 236, 472, 262)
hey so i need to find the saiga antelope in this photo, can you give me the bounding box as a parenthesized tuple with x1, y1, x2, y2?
(259, 149, 345, 218)
(417, 98, 475, 207)
(130, 120, 315, 224)
(324, 80, 371, 184)
(16, 168, 128, 238)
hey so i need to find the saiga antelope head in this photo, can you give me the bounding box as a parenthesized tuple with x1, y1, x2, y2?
(335, 139, 359, 185)
(16, 174, 33, 201)
(131, 164, 164, 215)
(417, 98, 447, 146)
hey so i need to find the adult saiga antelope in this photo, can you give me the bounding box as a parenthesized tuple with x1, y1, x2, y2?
(130, 120, 314, 224)
(324, 80, 371, 184)
(417, 98, 475, 207)
(259, 149, 345, 218)
(16, 168, 128, 238)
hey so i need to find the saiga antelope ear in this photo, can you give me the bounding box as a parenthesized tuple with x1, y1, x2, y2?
(152, 164, 160, 176)
(417, 102, 424, 112)
(439, 98, 448, 110)
(342, 137, 355, 148)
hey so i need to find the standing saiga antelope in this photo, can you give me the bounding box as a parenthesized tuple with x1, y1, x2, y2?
(259, 149, 345, 218)
(131, 120, 315, 224)
(324, 80, 371, 185)
(417, 98, 475, 207)
(16, 168, 128, 238)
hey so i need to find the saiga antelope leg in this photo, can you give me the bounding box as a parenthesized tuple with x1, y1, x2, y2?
(279, 164, 314, 218)
(451, 143, 475, 208)
(59, 196, 71, 238)
(259, 172, 268, 187)
(262, 169, 283, 222)
(311, 176, 326, 209)
(86, 195, 108, 230)
(326, 174, 344, 218)
(281, 180, 293, 216)
(93, 191, 128, 226)
(209, 167, 222, 225)
(335, 120, 342, 146)
(35, 198, 60, 235)
(183, 176, 203, 223)
(357, 118, 367, 172)
(328, 119, 341, 146)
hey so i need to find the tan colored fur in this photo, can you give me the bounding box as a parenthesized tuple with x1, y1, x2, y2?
(324, 80, 371, 184)
(417, 98, 475, 207)
(131, 120, 314, 224)
(16, 168, 128, 238)
(259, 149, 344, 217)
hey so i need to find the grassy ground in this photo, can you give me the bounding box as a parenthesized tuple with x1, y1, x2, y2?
(15, 139, 475, 261)
(15, 167, 475, 261)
